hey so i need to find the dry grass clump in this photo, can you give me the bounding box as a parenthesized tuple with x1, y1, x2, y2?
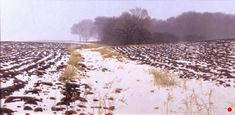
(72, 50, 81, 56)
(92, 46, 124, 61)
(59, 46, 86, 82)
(70, 43, 124, 61)
(67, 47, 85, 69)
(59, 65, 77, 81)
(67, 51, 83, 67)
(68, 47, 77, 53)
(149, 68, 176, 87)
(67, 55, 80, 66)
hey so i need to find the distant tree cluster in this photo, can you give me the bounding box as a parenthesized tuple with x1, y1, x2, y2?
(71, 19, 96, 42)
(71, 8, 235, 44)
(149, 12, 235, 41)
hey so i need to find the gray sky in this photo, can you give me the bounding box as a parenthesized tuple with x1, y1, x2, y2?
(1, 0, 235, 41)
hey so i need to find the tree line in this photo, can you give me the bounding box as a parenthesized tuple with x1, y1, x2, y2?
(71, 8, 235, 45)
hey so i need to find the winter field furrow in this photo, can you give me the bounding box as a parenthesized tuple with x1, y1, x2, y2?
(0, 40, 235, 115)
(115, 40, 235, 88)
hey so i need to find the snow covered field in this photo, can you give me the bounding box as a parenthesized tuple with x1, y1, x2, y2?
(80, 49, 235, 115)
(0, 40, 235, 115)
(115, 40, 235, 88)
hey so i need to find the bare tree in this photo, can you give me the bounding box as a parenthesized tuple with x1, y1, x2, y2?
(115, 8, 151, 44)
(92, 8, 151, 44)
(71, 19, 95, 42)
(96, 8, 151, 44)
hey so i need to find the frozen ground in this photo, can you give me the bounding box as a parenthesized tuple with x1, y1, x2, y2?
(79, 49, 235, 115)
(0, 41, 235, 115)
(115, 40, 235, 88)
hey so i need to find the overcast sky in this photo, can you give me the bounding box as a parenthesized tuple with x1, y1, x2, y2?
(1, 0, 235, 41)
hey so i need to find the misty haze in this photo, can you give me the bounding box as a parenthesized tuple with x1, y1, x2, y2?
(1, 0, 235, 115)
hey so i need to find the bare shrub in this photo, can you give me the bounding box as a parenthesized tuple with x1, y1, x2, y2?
(182, 89, 213, 115)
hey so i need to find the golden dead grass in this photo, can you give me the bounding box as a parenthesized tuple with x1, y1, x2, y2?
(72, 43, 124, 61)
(67, 47, 87, 69)
(67, 51, 83, 67)
(149, 68, 176, 87)
(59, 46, 86, 82)
(61, 44, 123, 82)
(71, 43, 103, 50)
(70, 48, 81, 57)
(59, 65, 77, 82)
(68, 47, 77, 53)
(91, 46, 124, 61)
